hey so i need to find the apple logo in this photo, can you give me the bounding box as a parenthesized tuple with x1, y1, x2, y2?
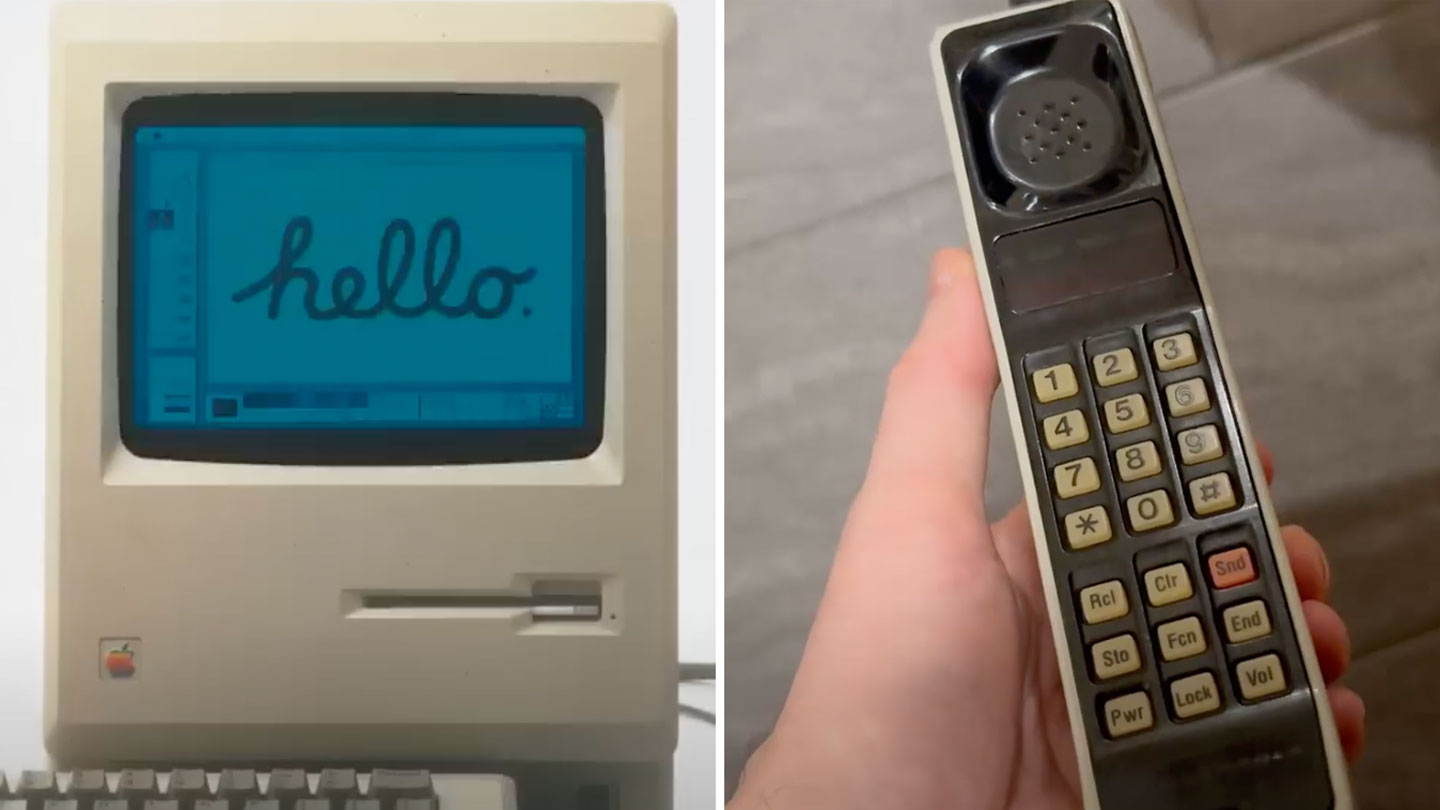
(105, 642, 136, 679)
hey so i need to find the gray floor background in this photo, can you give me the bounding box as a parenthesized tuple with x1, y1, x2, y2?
(725, 0, 1440, 803)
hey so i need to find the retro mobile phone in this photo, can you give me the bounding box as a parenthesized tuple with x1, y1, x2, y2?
(931, 2, 1352, 808)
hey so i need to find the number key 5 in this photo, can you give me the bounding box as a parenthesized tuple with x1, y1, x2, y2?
(1103, 393, 1150, 434)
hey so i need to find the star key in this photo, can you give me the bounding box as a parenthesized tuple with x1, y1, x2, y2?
(1064, 506, 1112, 550)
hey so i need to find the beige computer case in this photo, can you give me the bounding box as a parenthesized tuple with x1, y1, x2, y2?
(46, 0, 676, 792)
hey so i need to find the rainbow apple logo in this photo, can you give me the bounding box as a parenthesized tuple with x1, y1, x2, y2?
(101, 640, 138, 679)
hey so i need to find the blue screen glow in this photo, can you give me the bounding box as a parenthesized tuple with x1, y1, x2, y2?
(130, 125, 587, 429)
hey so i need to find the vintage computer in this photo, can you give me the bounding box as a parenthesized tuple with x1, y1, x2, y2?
(44, 3, 676, 808)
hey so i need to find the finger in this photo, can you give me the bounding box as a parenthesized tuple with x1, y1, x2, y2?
(1256, 440, 1275, 485)
(1328, 686, 1366, 763)
(1282, 525, 1331, 603)
(1303, 600, 1351, 683)
(863, 249, 998, 504)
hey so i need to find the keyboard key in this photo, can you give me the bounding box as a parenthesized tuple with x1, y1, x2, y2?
(216, 772, 258, 810)
(18, 772, 58, 801)
(366, 771, 432, 803)
(143, 802, 179, 810)
(1236, 653, 1287, 701)
(1153, 332, 1198, 370)
(1170, 671, 1222, 719)
(43, 802, 77, 810)
(1091, 633, 1141, 680)
(1062, 505, 1111, 550)
(1207, 546, 1256, 589)
(1222, 599, 1273, 643)
(314, 771, 358, 810)
(1053, 457, 1100, 499)
(1102, 393, 1149, 434)
(193, 803, 229, 810)
(1032, 363, 1078, 402)
(94, 802, 129, 810)
(1114, 440, 1162, 482)
(1177, 425, 1223, 465)
(294, 803, 331, 810)
(1189, 471, 1237, 515)
(1102, 691, 1153, 737)
(119, 771, 159, 804)
(69, 771, 109, 806)
(1157, 616, 1207, 661)
(166, 770, 210, 804)
(1126, 489, 1174, 532)
(1092, 348, 1138, 387)
(241, 802, 277, 810)
(265, 771, 308, 808)
(394, 801, 436, 810)
(1078, 580, 1128, 624)
(1041, 409, 1088, 450)
(1165, 377, 1210, 417)
(1143, 562, 1193, 607)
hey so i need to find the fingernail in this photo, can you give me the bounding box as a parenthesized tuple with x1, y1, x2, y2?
(928, 263, 955, 298)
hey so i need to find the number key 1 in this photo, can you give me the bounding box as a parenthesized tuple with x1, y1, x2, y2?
(1033, 363, 1078, 402)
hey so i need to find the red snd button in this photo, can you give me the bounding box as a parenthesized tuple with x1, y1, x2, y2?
(1207, 547, 1256, 589)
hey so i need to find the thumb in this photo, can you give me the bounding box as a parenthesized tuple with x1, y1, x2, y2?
(862, 248, 999, 509)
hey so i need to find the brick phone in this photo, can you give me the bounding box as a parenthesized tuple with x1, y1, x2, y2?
(931, 2, 1353, 808)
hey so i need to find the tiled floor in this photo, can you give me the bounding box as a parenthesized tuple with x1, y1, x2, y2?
(726, 0, 1440, 801)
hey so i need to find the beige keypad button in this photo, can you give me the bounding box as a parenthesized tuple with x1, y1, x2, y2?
(1189, 472, 1237, 515)
(1177, 425, 1224, 466)
(1222, 600, 1273, 643)
(1157, 615, 1208, 661)
(1102, 691, 1153, 738)
(1143, 562, 1193, 607)
(1126, 489, 1175, 532)
(1079, 580, 1129, 625)
(1092, 348, 1138, 387)
(1153, 332, 1199, 371)
(1236, 653, 1287, 701)
(1170, 671, 1222, 719)
(1054, 457, 1101, 499)
(1032, 363, 1078, 403)
(1042, 409, 1089, 450)
(1103, 393, 1150, 434)
(1063, 505, 1112, 550)
(1092, 634, 1142, 680)
(1165, 377, 1210, 417)
(1115, 440, 1162, 482)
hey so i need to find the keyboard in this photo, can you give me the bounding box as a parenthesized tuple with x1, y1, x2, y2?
(0, 770, 515, 810)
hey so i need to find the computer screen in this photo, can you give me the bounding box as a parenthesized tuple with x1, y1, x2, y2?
(119, 94, 605, 464)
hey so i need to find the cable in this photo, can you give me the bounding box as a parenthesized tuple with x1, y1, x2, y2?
(679, 703, 716, 724)
(679, 661, 715, 681)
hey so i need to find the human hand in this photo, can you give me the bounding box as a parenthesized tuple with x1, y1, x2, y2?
(729, 248, 1365, 810)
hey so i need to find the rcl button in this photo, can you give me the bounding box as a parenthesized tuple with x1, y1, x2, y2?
(1207, 546, 1256, 589)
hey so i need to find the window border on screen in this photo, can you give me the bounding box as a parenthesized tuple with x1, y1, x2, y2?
(118, 93, 605, 465)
